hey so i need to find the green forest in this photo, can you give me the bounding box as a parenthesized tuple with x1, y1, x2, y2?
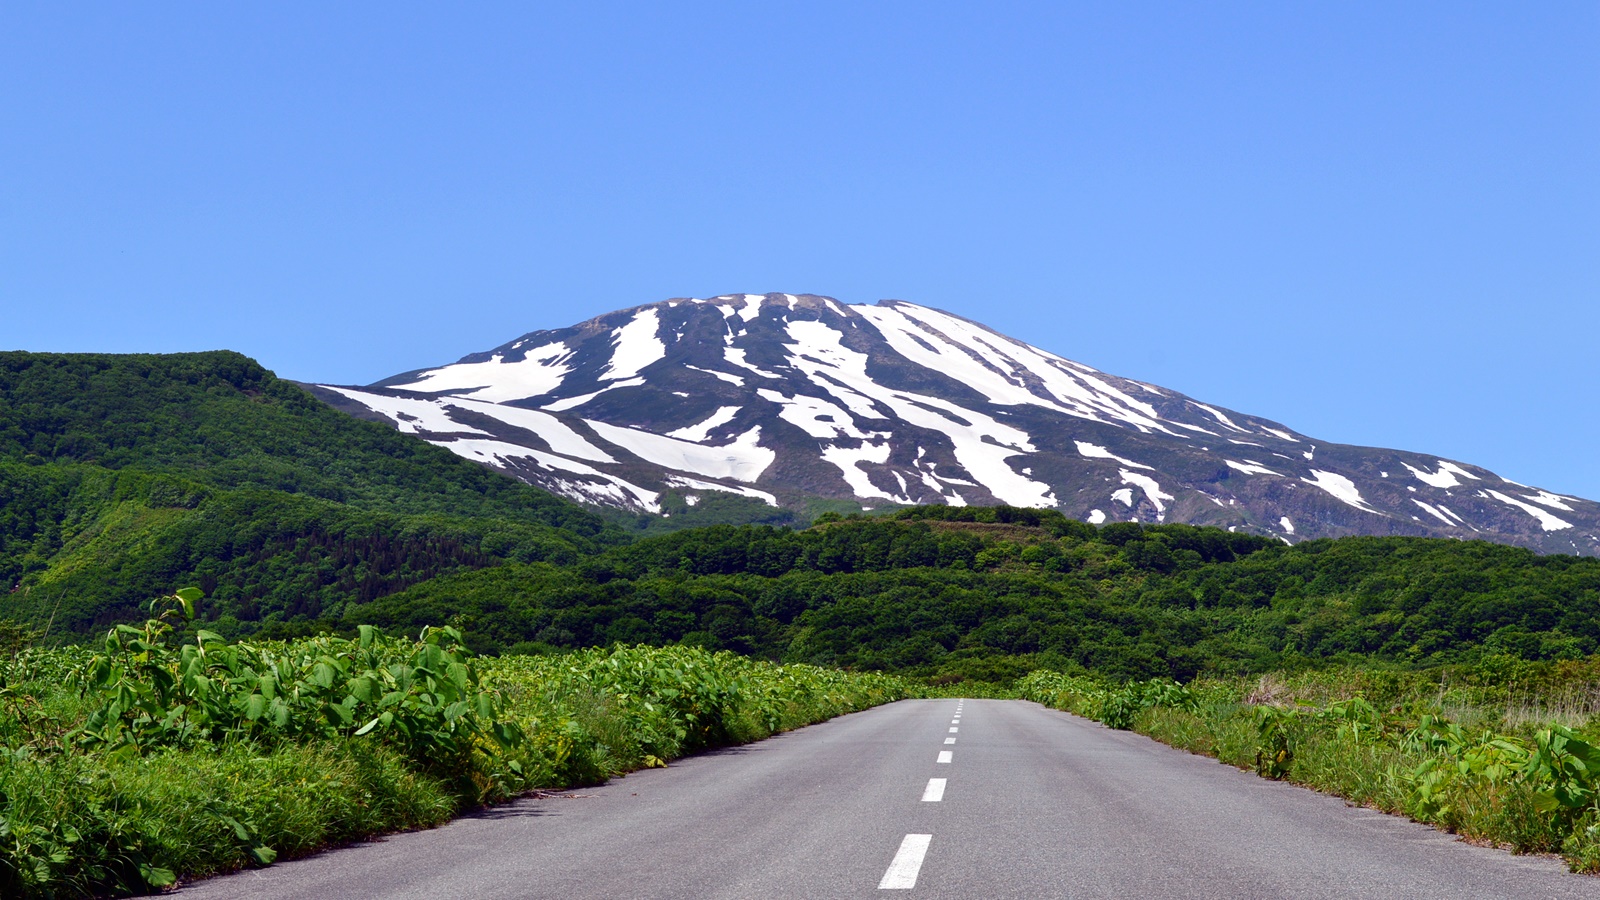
(0, 351, 624, 635)
(2, 350, 1598, 682)
(354, 509, 1600, 680)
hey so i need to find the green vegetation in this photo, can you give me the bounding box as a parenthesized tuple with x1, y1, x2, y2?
(350, 507, 1600, 679)
(1020, 657, 1600, 871)
(0, 351, 626, 638)
(0, 599, 907, 897)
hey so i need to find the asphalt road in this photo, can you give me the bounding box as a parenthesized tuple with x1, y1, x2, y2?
(178, 699, 1600, 899)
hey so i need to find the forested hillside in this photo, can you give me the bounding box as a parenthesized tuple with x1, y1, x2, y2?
(351, 507, 1600, 680)
(0, 351, 623, 635)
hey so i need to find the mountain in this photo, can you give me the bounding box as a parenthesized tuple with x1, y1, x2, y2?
(309, 293, 1600, 557)
(0, 351, 621, 636)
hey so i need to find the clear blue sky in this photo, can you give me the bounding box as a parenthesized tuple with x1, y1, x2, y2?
(4, 3, 1597, 499)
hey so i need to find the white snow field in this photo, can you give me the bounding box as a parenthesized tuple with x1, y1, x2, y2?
(584, 421, 775, 483)
(1300, 470, 1381, 515)
(600, 308, 667, 381)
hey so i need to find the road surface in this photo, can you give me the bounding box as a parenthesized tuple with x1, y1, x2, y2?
(178, 699, 1600, 898)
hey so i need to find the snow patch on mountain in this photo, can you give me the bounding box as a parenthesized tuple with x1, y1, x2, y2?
(585, 421, 775, 483)
(1413, 500, 1457, 527)
(855, 304, 1172, 435)
(1436, 504, 1471, 528)
(667, 406, 741, 442)
(782, 320, 1055, 507)
(600, 309, 666, 381)
(1404, 460, 1480, 489)
(1226, 460, 1282, 477)
(322, 387, 491, 436)
(736, 294, 765, 321)
(1523, 490, 1578, 512)
(543, 377, 645, 412)
(758, 389, 878, 440)
(388, 342, 572, 403)
(1301, 470, 1380, 514)
(821, 442, 908, 503)
(1483, 489, 1573, 531)
(686, 365, 744, 386)
(447, 397, 615, 461)
(443, 438, 659, 511)
(724, 348, 783, 379)
(664, 475, 777, 506)
(1189, 401, 1248, 433)
(1420, 496, 1465, 525)
(1076, 441, 1151, 470)
(1119, 469, 1174, 519)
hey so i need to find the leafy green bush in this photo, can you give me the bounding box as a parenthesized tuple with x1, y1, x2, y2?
(78, 621, 519, 802)
(0, 609, 907, 898)
(483, 645, 910, 784)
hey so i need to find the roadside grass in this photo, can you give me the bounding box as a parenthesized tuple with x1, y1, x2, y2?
(1020, 659, 1600, 872)
(0, 612, 910, 898)
(482, 646, 912, 787)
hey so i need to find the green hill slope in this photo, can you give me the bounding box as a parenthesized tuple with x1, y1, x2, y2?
(0, 351, 623, 636)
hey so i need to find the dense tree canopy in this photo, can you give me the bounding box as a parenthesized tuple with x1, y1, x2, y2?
(0, 352, 623, 634)
(348, 509, 1600, 680)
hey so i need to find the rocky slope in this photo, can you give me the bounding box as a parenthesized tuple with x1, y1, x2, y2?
(306, 293, 1600, 556)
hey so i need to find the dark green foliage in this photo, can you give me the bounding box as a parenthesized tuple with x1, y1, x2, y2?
(0, 351, 610, 530)
(0, 634, 905, 897)
(354, 515, 1600, 681)
(73, 597, 520, 800)
(0, 351, 624, 637)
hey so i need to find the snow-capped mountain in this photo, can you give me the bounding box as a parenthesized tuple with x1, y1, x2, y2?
(306, 293, 1600, 556)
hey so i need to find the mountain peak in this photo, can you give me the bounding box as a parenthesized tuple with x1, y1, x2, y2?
(309, 293, 1599, 556)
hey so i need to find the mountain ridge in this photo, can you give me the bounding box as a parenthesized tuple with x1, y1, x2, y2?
(309, 293, 1600, 557)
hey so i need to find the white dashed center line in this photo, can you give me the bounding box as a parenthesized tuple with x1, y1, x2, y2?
(922, 778, 946, 802)
(949, 727, 958, 733)
(944, 737, 955, 744)
(879, 834, 933, 890)
(937, 750, 953, 764)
